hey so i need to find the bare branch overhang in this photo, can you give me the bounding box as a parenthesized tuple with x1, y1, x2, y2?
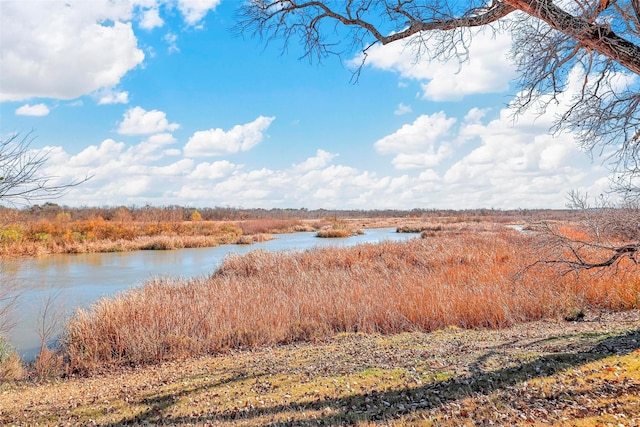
(504, 0, 640, 75)
(546, 243, 638, 270)
(260, 1, 640, 74)
(281, 1, 517, 44)
(376, 3, 518, 43)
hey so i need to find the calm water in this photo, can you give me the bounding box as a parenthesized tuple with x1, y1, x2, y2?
(1, 228, 417, 358)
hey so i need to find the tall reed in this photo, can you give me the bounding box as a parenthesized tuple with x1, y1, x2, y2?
(63, 228, 639, 374)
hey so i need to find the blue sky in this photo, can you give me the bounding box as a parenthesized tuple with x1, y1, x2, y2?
(0, 0, 617, 209)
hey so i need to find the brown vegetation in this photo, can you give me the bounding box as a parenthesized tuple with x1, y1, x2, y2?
(61, 225, 639, 374)
(316, 220, 364, 238)
(0, 216, 245, 257)
(0, 204, 587, 258)
(237, 218, 312, 235)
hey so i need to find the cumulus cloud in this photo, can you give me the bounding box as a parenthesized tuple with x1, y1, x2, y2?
(40, 125, 609, 210)
(374, 112, 456, 169)
(353, 29, 516, 101)
(184, 116, 275, 157)
(177, 0, 222, 26)
(0, 0, 223, 102)
(15, 103, 50, 116)
(117, 106, 180, 135)
(33, 69, 614, 210)
(0, 0, 144, 101)
(437, 77, 606, 208)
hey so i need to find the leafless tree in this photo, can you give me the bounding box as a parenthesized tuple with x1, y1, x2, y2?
(237, 0, 640, 194)
(1, 132, 86, 205)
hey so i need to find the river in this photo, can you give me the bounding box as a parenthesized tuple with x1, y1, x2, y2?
(1, 228, 417, 359)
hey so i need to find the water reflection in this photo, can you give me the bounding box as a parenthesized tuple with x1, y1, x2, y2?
(2, 228, 417, 358)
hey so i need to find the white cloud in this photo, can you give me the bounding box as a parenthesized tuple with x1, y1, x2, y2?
(374, 112, 456, 169)
(353, 29, 516, 101)
(139, 7, 163, 30)
(40, 126, 609, 210)
(0, 0, 144, 101)
(177, 0, 221, 26)
(15, 103, 50, 116)
(184, 116, 275, 157)
(394, 103, 412, 115)
(437, 79, 604, 207)
(33, 67, 615, 210)
(117, 106, 180, 135)
(96, 88, 129, 105)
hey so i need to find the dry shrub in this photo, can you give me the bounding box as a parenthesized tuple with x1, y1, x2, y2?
(397, 223, 443, 233)
(32, 348, 64, 380)
(2, 218, 244, 257)
(316, 222, 362, 238)
(0, 338, 23, 382)
(62, 228, 639, 374)
(316, 228, 353, 238)
(238, 219, 304, 235)
(0, 353, 23, 382)
(235, 233, 274, 244)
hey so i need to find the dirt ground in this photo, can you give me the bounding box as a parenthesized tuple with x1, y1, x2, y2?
(1, 309, 639, 426)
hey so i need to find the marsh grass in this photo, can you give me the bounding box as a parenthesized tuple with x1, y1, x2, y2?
(62, 227, 639, 374)
(237, 219, 310, 235)
(316, 221, 363, 238)
(397, 224, 443, 233)
(0, 220, 244, 256)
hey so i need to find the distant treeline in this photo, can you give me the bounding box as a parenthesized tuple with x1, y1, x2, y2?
(0, 202, 578, 223)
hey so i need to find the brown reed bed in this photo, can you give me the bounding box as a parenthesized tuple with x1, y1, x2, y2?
(236, 218, 313, 235)
(235, 233, 274, 244)
(0, 220, 245, 256)
(316, 221, 364, 238)
(61, 227, 639, 375)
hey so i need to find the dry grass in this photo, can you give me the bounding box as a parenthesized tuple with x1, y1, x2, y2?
(316, 221, 363, 238)
(237, 219, 310, 235)
(0, 220, 244, 256)
(0, 335, 23, 382)
(61, 227, 639, 374)
(315, 228, 355, 238)
(397, 223, 443, 233)
(235, 233, 274, 245)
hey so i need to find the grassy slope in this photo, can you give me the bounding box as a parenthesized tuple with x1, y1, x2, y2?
(2, 311, 638, 426)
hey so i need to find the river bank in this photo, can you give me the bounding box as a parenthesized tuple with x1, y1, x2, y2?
(1, 310, 638, 426)
(3, 227, 418, 359)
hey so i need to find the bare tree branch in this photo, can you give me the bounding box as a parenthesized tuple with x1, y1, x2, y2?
(0, 132, 89, 206)
(526, 191, 639, 274)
